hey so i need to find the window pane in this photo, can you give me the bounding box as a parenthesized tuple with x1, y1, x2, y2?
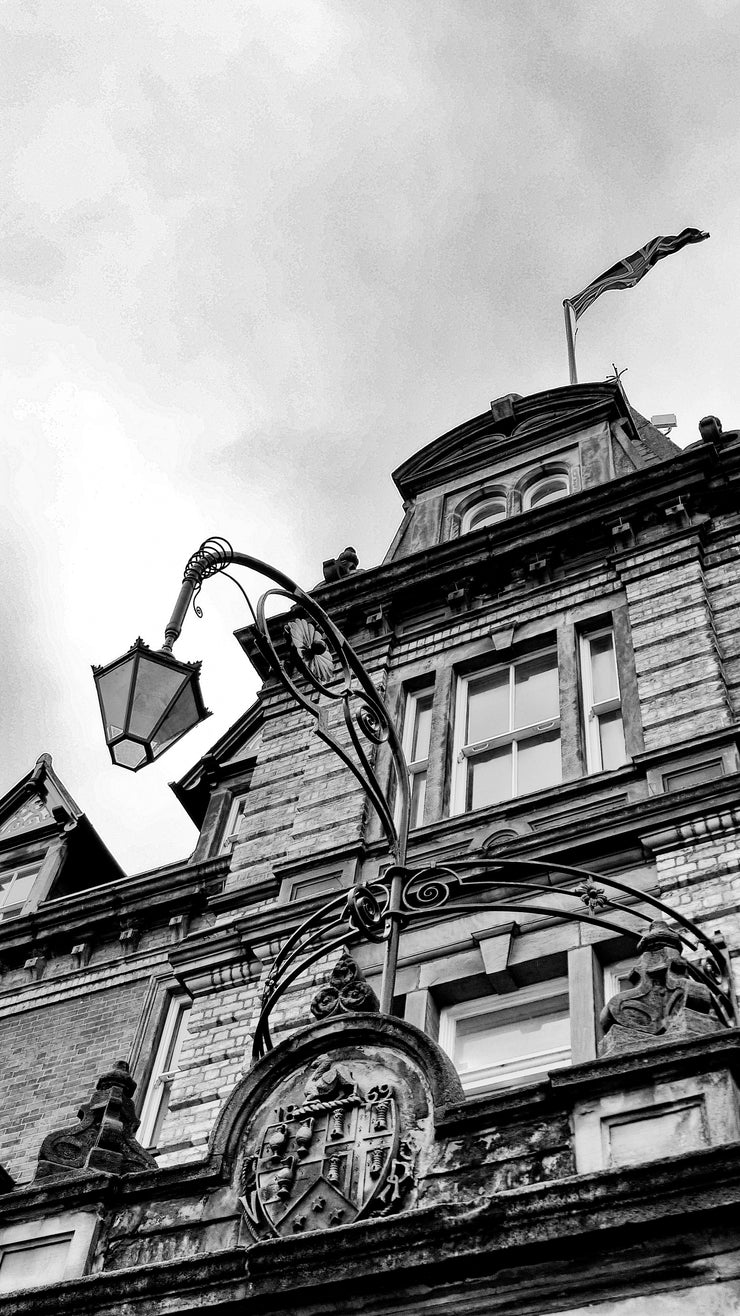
(528, 476, 568, 508)
(97, 656, 136, 738)
(129, 658, 186, 738)
(599, 709, 627, 770)
(466, 670, 509, 745)
(590, 633, 619, 703)
(1, 867, 38, 912)
(410, 771, 427, 828)
(517, 730, 561, 794)
(468, 499, 506, 531)
(411, 695, 433, 762)
(151, 683, 199, 755)
(454, 1005, 570, 1075)
(513, 653, 558, 728)
(468, 746, 512, 810)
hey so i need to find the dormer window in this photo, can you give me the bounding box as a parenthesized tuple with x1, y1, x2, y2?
(522, 473, 569, 510)
(461, 495, 507, 534)
(0, 861, 40, 921)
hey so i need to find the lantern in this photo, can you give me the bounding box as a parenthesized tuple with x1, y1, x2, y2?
(93, 639, 210, 771)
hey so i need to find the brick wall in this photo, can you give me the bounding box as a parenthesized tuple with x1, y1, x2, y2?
(0, 977, 150, 1183)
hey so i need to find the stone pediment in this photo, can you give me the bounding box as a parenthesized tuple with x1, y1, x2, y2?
(392, 382, 679, 500)
(0, 753, 80, 849)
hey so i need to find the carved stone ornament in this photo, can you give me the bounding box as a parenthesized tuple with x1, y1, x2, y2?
(599, 920, 722, 1057)
(35, 1059, 157, 1180)
(222, 1015, 466, 1242)
(310, 950, 379, 1021)
(240, 1054, 416, 1238)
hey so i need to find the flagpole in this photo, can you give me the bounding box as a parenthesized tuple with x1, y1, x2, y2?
(563, 300, 578, 385)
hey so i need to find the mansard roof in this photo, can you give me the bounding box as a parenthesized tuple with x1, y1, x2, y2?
(392, 381, 680, 499)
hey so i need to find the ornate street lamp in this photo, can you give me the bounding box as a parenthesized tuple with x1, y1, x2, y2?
(93, 537, 735, 1055)
(93, 639, 209, 771)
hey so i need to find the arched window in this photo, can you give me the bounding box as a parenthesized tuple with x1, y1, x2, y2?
(461, 495, 507, 533)
(522, 473, 569, 511)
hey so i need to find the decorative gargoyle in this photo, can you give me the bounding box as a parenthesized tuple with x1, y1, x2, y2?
(34, 1059, 157, 1180)
(599, 920, 722, 1057)
(322, 546, 359, 584)
(309, 950, 379, 1021)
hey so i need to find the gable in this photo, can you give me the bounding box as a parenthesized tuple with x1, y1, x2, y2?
(392, 382, 680, 501)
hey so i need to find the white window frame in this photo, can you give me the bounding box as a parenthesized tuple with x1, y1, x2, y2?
(137, 994, 192, 1149)
(0, 861, 41, 921)
(461, 495, 507, 534)
(603, 958, 636, 1003)
(522, 473, 570, 510)
(439, 977, 571, 1093)
(451, 649, 561, 815)
(220, 793, 249, 853)
(401, 687, 435, 830)
(579, 627, 626, 773)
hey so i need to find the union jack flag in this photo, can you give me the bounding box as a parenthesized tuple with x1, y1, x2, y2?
(566, 228, 709, 321)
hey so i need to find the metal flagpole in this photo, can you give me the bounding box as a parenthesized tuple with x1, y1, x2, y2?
(563, 300, 578, 385)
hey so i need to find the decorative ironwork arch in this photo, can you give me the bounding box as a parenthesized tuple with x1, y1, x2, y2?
(151, 538, 736, 1062)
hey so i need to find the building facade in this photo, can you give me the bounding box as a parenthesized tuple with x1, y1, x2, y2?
(2, 381, 740, 1312)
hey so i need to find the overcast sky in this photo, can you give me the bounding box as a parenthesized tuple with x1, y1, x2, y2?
(1, 0, 739, 873)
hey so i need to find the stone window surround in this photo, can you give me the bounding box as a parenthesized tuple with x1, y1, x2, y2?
(360, 917, 641, 1076)
(437, 975, 571, 1092)
(446, 454, 580, 540)
(388, 598, 643, 832)
(0, 1210, 99, 1293)
(0, 836, 66, 922)
(136, 988, 193, 1150)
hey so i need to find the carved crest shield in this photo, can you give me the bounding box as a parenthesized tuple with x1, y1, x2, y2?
(241, 1056, 413, 1238)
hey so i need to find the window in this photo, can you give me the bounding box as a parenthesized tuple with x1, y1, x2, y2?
(402, 688, 434, 829)
(452, 651, 561, 813)
(439, 979, 571, 1093)
(220, 794, 249, 852)
(462, 496, 507, 533)
(138, 995, 192, 1149)
(579, 629, 627, 773)
(0, 862, 40, 921)
(523, 473, 569, 510)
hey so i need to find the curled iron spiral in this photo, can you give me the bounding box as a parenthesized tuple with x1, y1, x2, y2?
(184, 537, 234, 618)
(344, 884, 389, 943)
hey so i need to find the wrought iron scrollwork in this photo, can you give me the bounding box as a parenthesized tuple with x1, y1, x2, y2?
(169, 537, 736, 1060)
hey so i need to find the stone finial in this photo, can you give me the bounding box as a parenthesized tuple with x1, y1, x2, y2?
(310, 951, 379, 1022)
(34, 1060, 157, 1180)
(599, 920, 722, 1057)
(322, 547, 359, 584)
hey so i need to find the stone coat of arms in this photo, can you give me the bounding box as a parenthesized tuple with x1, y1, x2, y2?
(240, 1055, 414, 1238)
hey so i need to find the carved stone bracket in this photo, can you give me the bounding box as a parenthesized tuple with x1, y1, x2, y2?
(600, 921, 723, 1057)
(310, 951, 380, 1022)
(34, 1060, 157, 1180)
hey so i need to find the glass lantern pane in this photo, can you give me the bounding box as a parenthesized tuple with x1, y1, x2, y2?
(96, 656, 136, 740)
(128, 657, 187, 739)
(513, 653, 559, 728)
(112, 739, 147, 770)
(151, 681, 200, 756)
(466, 670, 509, 745)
